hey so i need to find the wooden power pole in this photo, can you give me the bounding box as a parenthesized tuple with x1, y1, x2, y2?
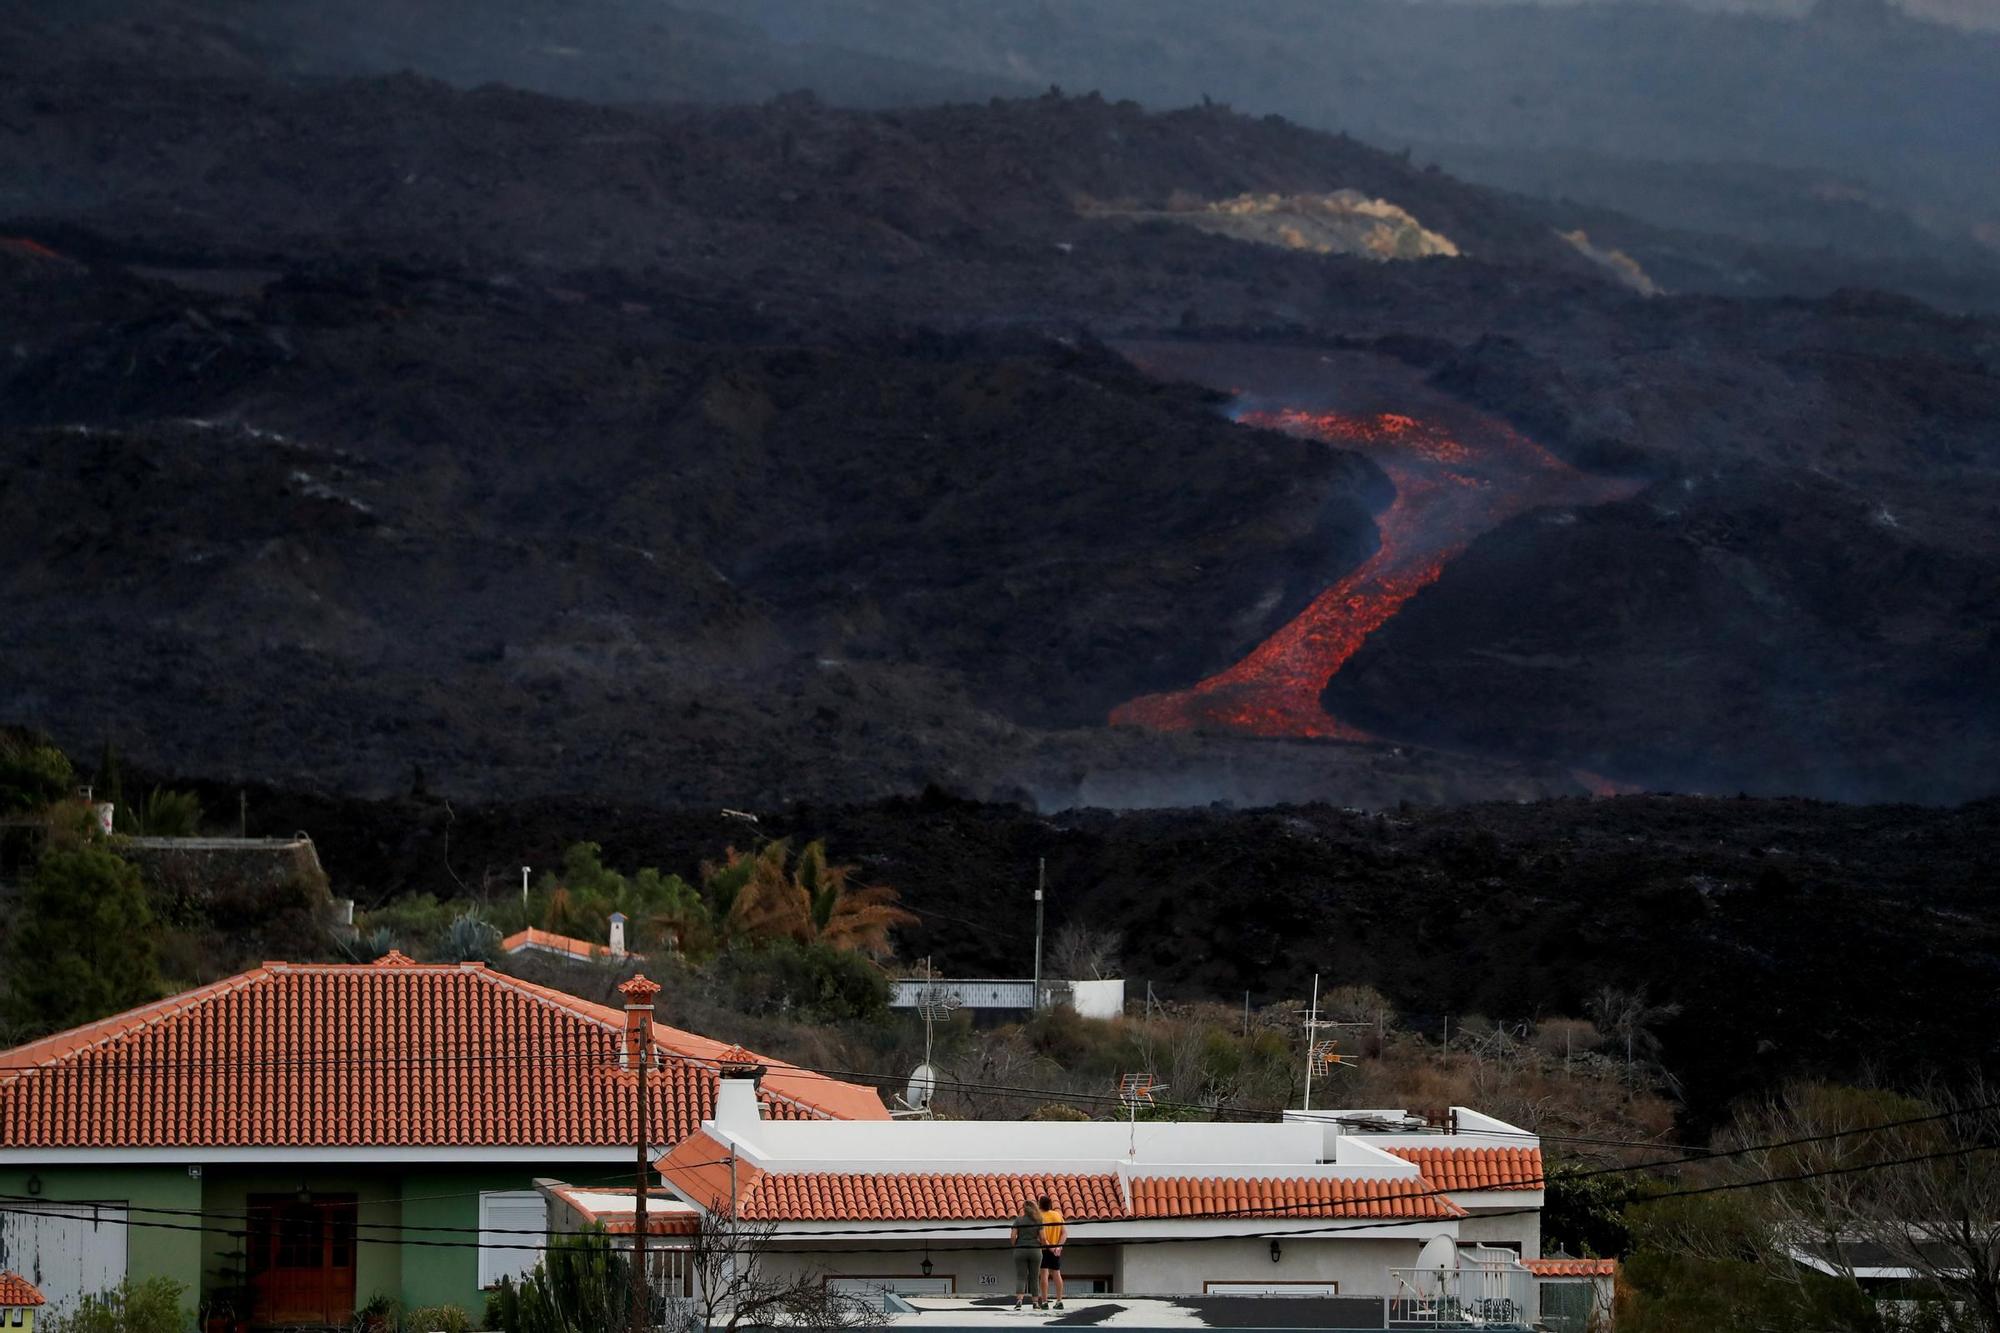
(620, 974, 662, 1333)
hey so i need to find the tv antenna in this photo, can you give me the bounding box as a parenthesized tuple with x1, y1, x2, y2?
(893, 958, 959, 1117)
(1299, 973, 1366, 1111)
(1118, 1072, 1167, 1118)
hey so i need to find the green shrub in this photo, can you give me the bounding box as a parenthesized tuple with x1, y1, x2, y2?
(357, 894, 463, 946)
(712, 938, 889, 1023)
(400, 1304, 472, 1333)
(5, 845, 163, 1031)
(354, 1292, 398, 1332)
(0, 732, 72, 815)
(42, 1277, 190, 1333)
(495, 1231, 631, 1333)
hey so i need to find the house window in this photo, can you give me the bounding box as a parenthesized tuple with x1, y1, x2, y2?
(478, 1192, 547, 1290)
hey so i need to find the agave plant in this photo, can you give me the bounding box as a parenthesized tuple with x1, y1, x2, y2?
(436, 910, 501, 963)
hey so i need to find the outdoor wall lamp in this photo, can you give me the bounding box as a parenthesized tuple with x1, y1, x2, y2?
(1268, 1239, 1282, 1264)
(24, 1175, 40, 1196)
(920, 1256, 934, 1279)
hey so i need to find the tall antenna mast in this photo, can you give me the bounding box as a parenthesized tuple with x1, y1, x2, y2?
(1302, 973, 1320, 1111)
(1300, 972, 1363, 1111)
(1032, 858, 1046, 1008)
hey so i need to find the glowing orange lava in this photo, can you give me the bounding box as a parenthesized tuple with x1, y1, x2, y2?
(0, 237, 63, 261)
(1112, 407, 1640, 739)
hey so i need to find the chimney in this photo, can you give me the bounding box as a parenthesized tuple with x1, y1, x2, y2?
(608, 911, 627, 959)
(714, 1054, 766, 1134)
(617, 974, 661, 1071)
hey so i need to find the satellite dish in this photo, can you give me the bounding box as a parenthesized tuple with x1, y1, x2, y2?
(907, 1062, 939, 1109)
(1417, 1234, 1457, 1273)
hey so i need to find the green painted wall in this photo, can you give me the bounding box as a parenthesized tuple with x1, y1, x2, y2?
(0, 1165, 202, 1301)
(397, 1161, 613, 1320)
(2, 1159, 619, 1325)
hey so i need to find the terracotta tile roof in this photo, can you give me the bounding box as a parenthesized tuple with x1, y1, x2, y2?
(656, 1132, 1461, 1223)
(1128, 1174, 1463, 1220)
(0, 961, 882, 1148)
(740, 1172, 1125, 1222)
(1385, 1146, 1543, 1191)
(0, 1274, 45, 1306)
(1525, 1257, 1617, 1278)
(501, 928, 644, 963)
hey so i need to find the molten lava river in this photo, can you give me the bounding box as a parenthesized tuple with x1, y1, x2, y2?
(1111, 405, 1641, 741)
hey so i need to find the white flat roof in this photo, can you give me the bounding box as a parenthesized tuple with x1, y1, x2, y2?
(867, 1294, 1391, 1330)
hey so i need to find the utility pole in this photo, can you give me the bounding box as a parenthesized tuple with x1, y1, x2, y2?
(1032, 858, 1045, 1009)
(620, 975, 661, 1333)
(634, 1038, 650, 1333)
(521, 865, 531, 910)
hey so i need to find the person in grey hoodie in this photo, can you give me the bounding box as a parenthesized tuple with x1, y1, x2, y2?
(1011, 1199, 1045, 1308)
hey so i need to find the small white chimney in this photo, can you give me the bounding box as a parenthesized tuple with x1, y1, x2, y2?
(714, 1063, 766, 1134)
(608, 912, 627, 958)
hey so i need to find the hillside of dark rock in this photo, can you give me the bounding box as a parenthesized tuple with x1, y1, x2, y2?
(0, 10, 1995, 808)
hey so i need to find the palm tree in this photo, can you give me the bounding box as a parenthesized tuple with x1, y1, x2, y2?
(713, 839, 917, 958)
(726, 840, 811, 943)
(647, 876, 718, 958)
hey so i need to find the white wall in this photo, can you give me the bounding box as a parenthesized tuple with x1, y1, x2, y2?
(1119, 1236, 1424, 1297)
(717, 1118, 1333, 1168)
(753, 1243, 1120, 1297)
(1065, 981, 1126, 1019)
(1456, 1210, 1541, 1258)
(751, 1236, 1431, 1299)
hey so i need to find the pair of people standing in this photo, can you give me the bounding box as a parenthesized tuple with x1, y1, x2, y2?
(1011, 1195, 1067, 1309)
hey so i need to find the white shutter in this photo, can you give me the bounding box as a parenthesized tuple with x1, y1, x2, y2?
(0, 1202, 129, 1313)
(478, 1192, 547, 1289)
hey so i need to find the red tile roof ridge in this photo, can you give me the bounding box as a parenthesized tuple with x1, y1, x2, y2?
(1126, 1173, 1464, 1220)
(0, 968, 271, 1083)
(500, 927, 633, 959)
(1384, 1144, 1544, 1191)
(1524, 1257, 1617, 1277)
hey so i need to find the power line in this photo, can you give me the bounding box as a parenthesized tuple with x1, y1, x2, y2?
(6, 1103, 1990, 1255)
(7, 1137, 1996, 1260)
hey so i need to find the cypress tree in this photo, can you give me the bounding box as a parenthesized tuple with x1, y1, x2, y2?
(5, 846, 164, 1033)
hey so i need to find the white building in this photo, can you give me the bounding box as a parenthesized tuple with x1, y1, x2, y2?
(547, 1070, 1556, 1323)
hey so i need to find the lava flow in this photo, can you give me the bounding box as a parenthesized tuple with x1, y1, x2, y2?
(1112, 406, 1641, 740)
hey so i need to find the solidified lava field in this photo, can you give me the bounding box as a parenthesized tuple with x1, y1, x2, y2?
(1, 25, 1996, 807)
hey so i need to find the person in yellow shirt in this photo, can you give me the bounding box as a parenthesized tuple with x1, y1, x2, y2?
(1036, 1194, 1067, 1309)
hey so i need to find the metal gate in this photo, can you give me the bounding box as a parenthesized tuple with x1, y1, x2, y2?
(1539, 1279, 1598, 1333)
(0, 1201, 130, 1314)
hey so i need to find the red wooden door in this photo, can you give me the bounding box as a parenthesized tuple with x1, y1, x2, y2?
(246, 1195, 357, 1326)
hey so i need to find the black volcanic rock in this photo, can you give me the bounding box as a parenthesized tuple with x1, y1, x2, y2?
(0, 19, 1994, 809)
